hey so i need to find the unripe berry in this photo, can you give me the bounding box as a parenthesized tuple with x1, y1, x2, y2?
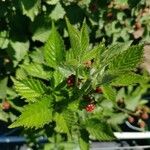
(141, 113, 149, 120)
(2, 101, 11, 110)
(128, 116, 135, 123)
(95, 87, 102, 94)
(138, 120, 146, 128)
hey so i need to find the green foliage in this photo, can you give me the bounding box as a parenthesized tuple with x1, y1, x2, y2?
(109, 45, 144, 72)
(86, 119, 115, 141)
(9, 96, 53, 129)
(8, 19, 146, 150)
(12, 78, 48, 102)
(44, 23, 65, 68)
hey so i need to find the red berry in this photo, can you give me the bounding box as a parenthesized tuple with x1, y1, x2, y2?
(128, 116, 134, 123)
(89, 3, 98, 12)
(85, 103, 95, 112)
(141, 113, 149, 120)
(95, 87, 102, 94)
(138, 121, 146, 128)
(2, 101, 11, 110)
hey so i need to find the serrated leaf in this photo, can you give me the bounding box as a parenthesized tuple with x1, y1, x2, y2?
(44, 23, 65, 68)
(111, 73, 144, 86)
(53, 70, 64, 87)
(9, 96, 53, 129)
(80, 20, 89, 55)
(102, 85, 116, 102)
(13, 78, 48, 102)
(107, 113, 128, 125)
(22, 63, 52, 80)
(20, 0, 41, 21)
(82, 43, 104, 63)
(66, 18, 81, 60)
(16, 67, 28, 80)
(109, 45, 143, 71)
(54, 109, 76, 135)
(86, 119, 115, 141)
(101, 42, 132, 65)
(79, 129, 89, 150)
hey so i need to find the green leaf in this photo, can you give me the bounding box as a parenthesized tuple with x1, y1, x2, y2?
(54, 109, 76, 135)
(45, 0, 59, 5)
(86, 119, 115, 141)
(32, 28, 50, 42)
(0, 31, 9, 49)
(81, 20, 89, 54)
(82, 43, 104, 63)
(12, 78, 48, 102)
(50, 2, 66, 20)
(22, 63, 52, 80)
(66, 18, 81, 60)
(8, 40, 29, 67)
(44, 23, 65, 68)
(0, 110, 9, 122)
(101, 42, 132, 65)
(30, 48, 45, 64)
(9, 96, 53, 129)
(16, 67, 28, 80)
(79, 129, 89, 150)
(53, 70, 64, 87)
(107, 113, 128, 125)
(111, 73, 144, 86)
(102, 85, 116, 102)
(0, 77, 8, 99)
(20, 0, 41, 21)
(109, 45, 143, 71)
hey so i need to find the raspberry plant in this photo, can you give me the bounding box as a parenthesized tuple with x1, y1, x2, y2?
(9, 19, 145, 149)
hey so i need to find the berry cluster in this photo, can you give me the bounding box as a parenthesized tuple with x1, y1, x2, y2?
(128, 106, 149, 128)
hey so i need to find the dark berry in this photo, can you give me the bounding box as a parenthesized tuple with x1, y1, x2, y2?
(89, 3, 98, 12)
(107, 12, 113, 18)
(141, 113, 149, 120)
(95, 87, 102, 94)
(66, 74, 75, 87)
(2, 101, 11, 110)
(128, 116, 134, 123)
(117, 98, 125, 108)
(85, 103, 95, 112)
